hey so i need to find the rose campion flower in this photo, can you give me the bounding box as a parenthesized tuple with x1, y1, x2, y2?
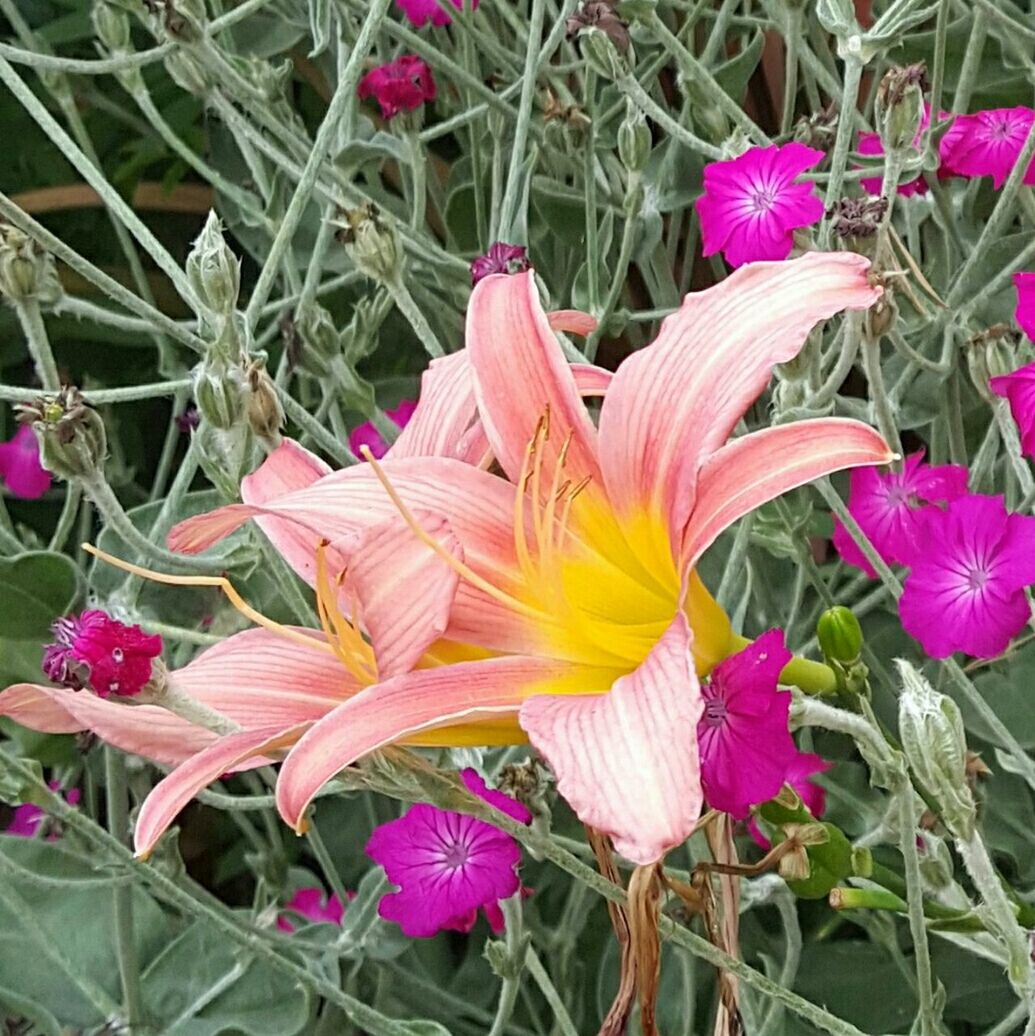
(277, 887, 347, 932)
(697, 630, 801, 818)
(899, 494, 1035, 658)
(939, 107, 1035, 188)
(470, 242, 530, 286)
(1012, 272, 1035, 341)
(396, 0, 477, 28)
(357, 56, 436, 121)
(365, 769, 531, 938)
(42, 610, 163, 698)
(0, 424, 51, 500)
(991, 361, 1035, 459)
(832, 451, 969, 577)
(4, 782, 80, 839)
(696, 143, 825, 268)
(348, 400, 417, 461)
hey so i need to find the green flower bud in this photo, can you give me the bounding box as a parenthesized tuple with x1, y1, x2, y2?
(193, 361, 247, 431)
(186, 211, 241, 317)
(916, 831, 954, 890)
(967, 323, 1023, 402)
(293, 302, 342, 376)
(335, 205, 401, 285)
(164, 49, 209, 97)
(194, 422, 252, 500)
(896, 660, 977, 840)
(245, 359, 284, 445)
(92, 0, 131, 52)
(0, 224, 62, 305)
(576, 27, 630, 82)
(618, 101, 652, 173)
(16, 386, 107, 481)
(817, 607, 863, 664)
(875, 63, 927, 154)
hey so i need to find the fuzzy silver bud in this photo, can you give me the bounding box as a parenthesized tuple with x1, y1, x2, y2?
(186, 211, 241, 317)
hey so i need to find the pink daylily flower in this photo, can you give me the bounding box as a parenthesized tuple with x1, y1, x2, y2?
(0, 255, 891, 865)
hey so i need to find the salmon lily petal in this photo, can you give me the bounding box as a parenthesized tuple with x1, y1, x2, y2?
(242, 439, 332, 585)
(548, 309, 598, 337)
(0, 684, 84, 734)
(519, 615, 703, 865)
(275, 656, 613, 831)
(134, 724, 310, 857)
(466, 270, 603, 489)
(173, 626, 357, 728)
(682, 418, 896, 566)
(0, 684, 214, 766)
(597, 253, 882, 545)
(346, 513, 461, 678)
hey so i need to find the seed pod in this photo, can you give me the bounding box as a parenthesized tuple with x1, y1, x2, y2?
(817, 607, 863, 664)
(16, 387, 107, 481)
(336, 205, 401, 285)
(0, 224, 62, 305)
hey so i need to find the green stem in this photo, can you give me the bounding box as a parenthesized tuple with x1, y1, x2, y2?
(243, 0, 393, 326)
(48, 482, 81, 552)
(387, 275, 446, 358)
(821, 56, 864, 244)
(498, 0, 547, 240)
(897, 784, 942, 1036)
(14, 298, 59, 390)
(305, 820, 352, 915)
(487, 896, 526, 1036)
(105, 748, 145, 1029)
(525, 944, 578, 1036)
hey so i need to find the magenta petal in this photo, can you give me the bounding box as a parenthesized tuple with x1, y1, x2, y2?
(991, 362, 1035, 459)
(0, 425, 51, 500)
(1014, 273, 1035, 340)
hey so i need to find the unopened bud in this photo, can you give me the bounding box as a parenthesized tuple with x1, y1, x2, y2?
(968, 323, 1023, 401)
(335, 205, 400, 285)
(92, 0, 131, 52)
(193, 422, 252, 500)
(186, 211, 241, 317)
(875, 63, 927, 153)
(896, 660, 976, 839)
(817, 607, 863, 664)
(293, 302, 342, 376)
(618, 101, 651, 173)
(245, 359, 284, 444)
(916, 831, 954, 890)
(16, 386, 106, 481)
(0, 224, 62, 305)
(164, 50, 209, 96)
(193, 362, 247, 431)
(576, 27, 630, 82)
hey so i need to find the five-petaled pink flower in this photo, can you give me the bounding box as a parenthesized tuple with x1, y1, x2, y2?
(1012, 272, 1035, 340)
(899, 494, 1035, 658)
(697, 144, 825, 268)
(396, 0, 477, 28)
(0, 253, 891, 866)
(697, 630, 800, 818)
(4, 782, 80, 839)
(42, 611, 163, 698)
(366, 769, 530, 938)
(939, 107, 1035, 188)
(991, 360, 1035, 460)
(277, 887, 347, 932)
(0, 424, 51, 500)
(357, 56, 436, 120)
(749, 752, 831, 849)
(349, 400, 417, 461)
(833, 451, 969, 577)
(471, 243, 530, 286)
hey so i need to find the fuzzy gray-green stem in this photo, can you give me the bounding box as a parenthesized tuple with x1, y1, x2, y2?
(14, 298, 59, 390)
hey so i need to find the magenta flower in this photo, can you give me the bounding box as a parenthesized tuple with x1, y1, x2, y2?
(470, 242, 531, 286)
(939, 107, 1035, 188)
(277, 887, 347, 932)
(1013, 272, 1035, 340)
(396, 0, 477, 28)
(4, 782, 80, 839)
(832, 451, 969, 577)
(348, 399, 417, 461)
(899, 494, 1035, 658)
(696, 143, 825, 268)
(697, 630, 798, 818)
(748, 752, 831, 849)
(365, 769, 531, 938)
(42, 610, 163, 698)
(357, 56, 436, 120)
(991, 361, 1035, 459)
(0, 424, 51, 500)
